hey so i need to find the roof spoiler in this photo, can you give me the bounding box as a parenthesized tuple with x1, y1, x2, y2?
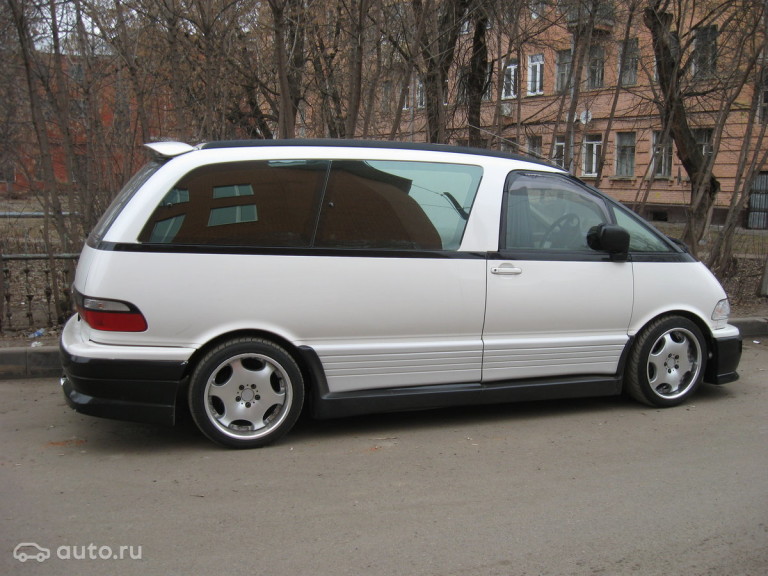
(143, 141, 196, 159)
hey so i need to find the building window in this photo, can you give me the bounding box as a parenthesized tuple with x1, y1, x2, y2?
(553, 135, 566, 167)
(587, 45, 604, 89)
(381, 81, 392, 114)
(693, 128, 714, 160)
(747, 172, 768, 230)
(615, 132, 636, 177)
(530, 0, 547, 19)
(482, 69, 492, 101)
(652, 131, 673, 178)
(693, 26, 717, 79)
(528, 54, 544, 95)
(502, 62, 518, 99)
(760, 69, 768, 123)
(556, 49, 572, 93)
(416, 79, 426, 109)
(527, 135, 542, 158)
(583, 134, 602, 177)
(500, 138, 518, 154)
(619, 37, 639, 86)
(0, 157, 14, 183)
(402, 79, 425, 110)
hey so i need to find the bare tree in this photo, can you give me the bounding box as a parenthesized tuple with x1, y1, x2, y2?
(644, 0, 766, 253)
(411, 0, 470, 143)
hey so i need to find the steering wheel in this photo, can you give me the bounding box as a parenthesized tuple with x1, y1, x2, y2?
(541, 213, 581, 248)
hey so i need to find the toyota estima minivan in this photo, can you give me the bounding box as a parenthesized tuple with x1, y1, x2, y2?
(61, 140, 742, 448)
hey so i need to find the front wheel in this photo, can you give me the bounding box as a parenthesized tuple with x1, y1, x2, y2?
(625, 316, 707, 407)
(188, 337, 304, 448)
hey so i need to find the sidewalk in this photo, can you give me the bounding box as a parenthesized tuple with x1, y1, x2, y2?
(2, 317, 766, 381)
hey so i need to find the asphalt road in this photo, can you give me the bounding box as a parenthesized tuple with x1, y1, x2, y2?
(2, 340, 767, 576)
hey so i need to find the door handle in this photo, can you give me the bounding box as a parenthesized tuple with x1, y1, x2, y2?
(491, 264, 522, 275)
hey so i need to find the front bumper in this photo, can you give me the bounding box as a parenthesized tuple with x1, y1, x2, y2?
(60, 316, 192, 425)
(704, 328, 742, 385)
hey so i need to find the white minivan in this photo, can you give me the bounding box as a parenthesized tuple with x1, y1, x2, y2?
(60, 140, 741, 448)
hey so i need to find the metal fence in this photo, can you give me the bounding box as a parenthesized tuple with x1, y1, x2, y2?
(1, 253, 78, 333)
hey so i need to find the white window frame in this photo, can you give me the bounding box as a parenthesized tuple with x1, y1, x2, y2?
(556, 49, 572, 93)
(527, 135, 542, 158)
(502, 62, 518, 99)
(619, 38, 639, 87)
(615, 132, 636, 178)
(587, 45, 604, 90)
(582, 134, 602, 177)
(553, 135, 566, 168)
(652, 131, 673, 179)
(527, 54, 544, 96)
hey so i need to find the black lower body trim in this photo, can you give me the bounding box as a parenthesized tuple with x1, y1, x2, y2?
(60, 344, 188, 426)
(310, 375, 623, 420)
(705, 335, 742, 385)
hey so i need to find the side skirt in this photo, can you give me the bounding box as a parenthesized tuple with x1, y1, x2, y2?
(297, 344, 628, 420)
(310, 374, 623, 420)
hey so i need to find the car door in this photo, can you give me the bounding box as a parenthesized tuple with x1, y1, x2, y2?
(483, 171, 634, 382)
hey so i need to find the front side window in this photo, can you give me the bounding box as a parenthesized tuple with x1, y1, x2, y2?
(502, 172, 610, 252)
(615, 132, 636, 177)
(316, 160, 482, 250)
(582, 134, 602, 177)
(528, 54, 544, 95)
(611, 207, 675, 253)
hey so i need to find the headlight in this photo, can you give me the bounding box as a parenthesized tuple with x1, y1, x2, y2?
(712, 298, 731, 321)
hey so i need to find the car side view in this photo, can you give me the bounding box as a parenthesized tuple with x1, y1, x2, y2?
(60, 140, 742, 448)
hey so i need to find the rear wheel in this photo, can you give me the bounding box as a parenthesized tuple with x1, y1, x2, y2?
(188, 337, 304, 448)
(626, 316, 707, 407)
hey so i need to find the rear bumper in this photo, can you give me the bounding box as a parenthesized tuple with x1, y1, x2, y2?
(60, 351, 187, 425)
(59, 316, 192, 425)
(704, 328, 742, 385)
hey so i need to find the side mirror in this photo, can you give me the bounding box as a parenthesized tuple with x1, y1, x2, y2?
(587, 224, 630, 260)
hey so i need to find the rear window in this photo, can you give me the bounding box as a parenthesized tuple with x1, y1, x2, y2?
(139, 159, 482, 250)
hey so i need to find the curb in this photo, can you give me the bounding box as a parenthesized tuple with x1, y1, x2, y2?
(2, 317, 767, 381)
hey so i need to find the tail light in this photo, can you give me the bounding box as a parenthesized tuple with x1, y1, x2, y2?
(74, 290, 148, 332)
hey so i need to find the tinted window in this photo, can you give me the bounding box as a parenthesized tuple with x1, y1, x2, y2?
(503, 172, 610, 251)
(139, 161, 327, 246)
(315, 160, 482, 250)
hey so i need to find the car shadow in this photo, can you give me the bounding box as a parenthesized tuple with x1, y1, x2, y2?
(72, 383, 734, 452)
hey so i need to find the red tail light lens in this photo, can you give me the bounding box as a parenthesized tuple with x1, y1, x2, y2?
(75, 291, 148, 332)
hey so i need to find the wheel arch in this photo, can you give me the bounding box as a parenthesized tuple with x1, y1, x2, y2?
(181, 329, 323, 401)
(631, 309, 715, 352)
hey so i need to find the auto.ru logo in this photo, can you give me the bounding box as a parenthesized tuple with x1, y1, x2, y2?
(13, 542, 51, 563)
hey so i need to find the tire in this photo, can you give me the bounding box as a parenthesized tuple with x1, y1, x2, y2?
(625, 316, 707, 407)
(188, 337, 304, 448)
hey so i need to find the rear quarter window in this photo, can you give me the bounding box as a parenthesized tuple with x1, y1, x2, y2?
(139, 160, 327, 247)
(89, 160, 163, 245)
